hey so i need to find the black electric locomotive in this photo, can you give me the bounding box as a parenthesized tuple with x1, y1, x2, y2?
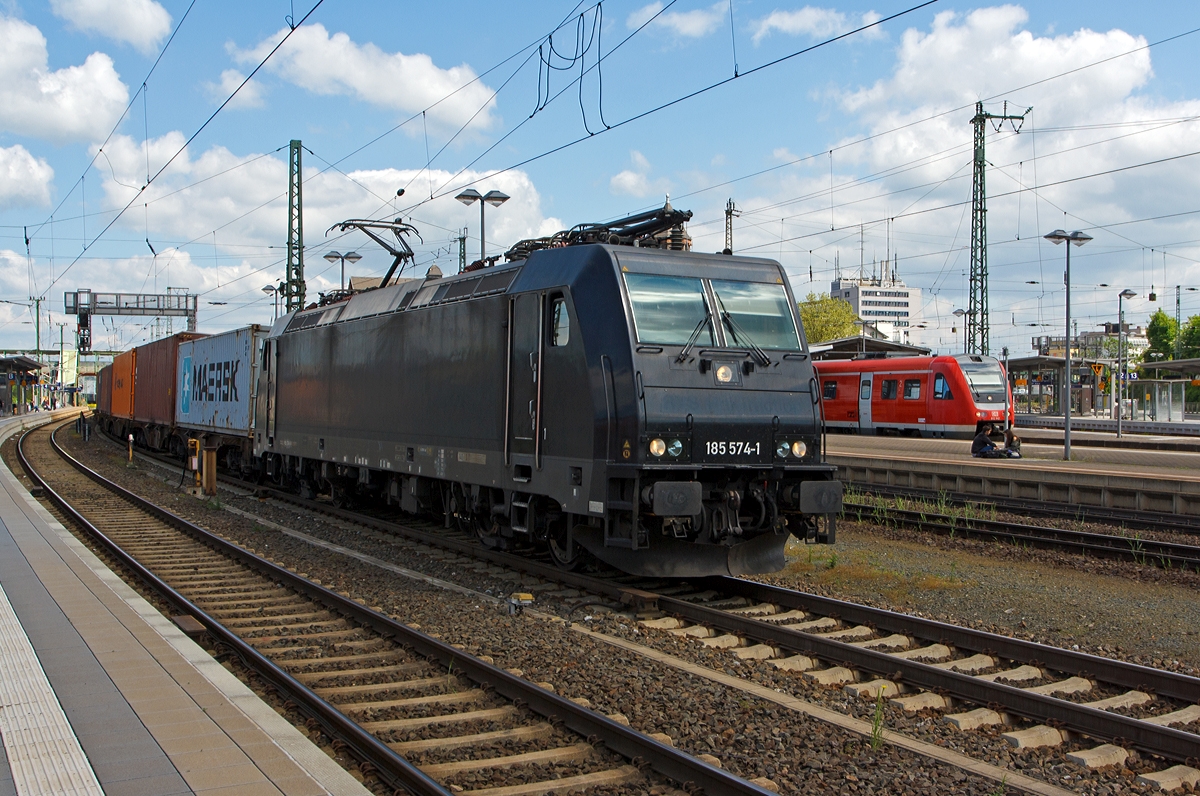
(253, 214, 841, 577)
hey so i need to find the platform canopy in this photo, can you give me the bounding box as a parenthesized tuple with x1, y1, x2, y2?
(0, 356, 44, 372)
(809, 335, 931, 360)
(1141, 357, 1200, 376)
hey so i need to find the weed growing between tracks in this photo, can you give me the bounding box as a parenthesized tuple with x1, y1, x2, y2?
(783, 540, 969, 603)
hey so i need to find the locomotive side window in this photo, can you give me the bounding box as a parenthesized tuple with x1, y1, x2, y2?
(822, 380, 837, 399)
(904, 379, 921, 399)
(881, 379, 898, 400)
(550, 297, 570, 346)
(934, 373, 953, 399)
(623, 274, 714, 346)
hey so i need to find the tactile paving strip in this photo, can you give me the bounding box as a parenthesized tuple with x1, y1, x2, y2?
(0, 581, 103, 796)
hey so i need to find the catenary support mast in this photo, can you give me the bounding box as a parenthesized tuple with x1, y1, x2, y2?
(285, 140, 306, 313)
(969, 102, 1030, 355)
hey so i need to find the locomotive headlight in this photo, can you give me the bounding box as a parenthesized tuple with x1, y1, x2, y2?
(791, 441, 807, 458)
(667, 439, 683, 457)
(649, 438, 667, 457)
(776, 441, 790, 458)
(715, 364, 734, 383)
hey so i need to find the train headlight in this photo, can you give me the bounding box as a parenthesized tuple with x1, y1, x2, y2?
(776, 441, 790, 458)
(791, 441, 807, 458)
(649, 438, 667, 457)
(667, 439, 683, 457)
(715, 364, 734, 383)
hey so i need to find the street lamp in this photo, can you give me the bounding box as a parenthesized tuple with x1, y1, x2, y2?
(455, 188, 510, 262)
(952, 309, 968, 353)
(262, 284, 279, 321)
(1116, 288, 1136, 438)
(1044, 228, 1093, 460)
(323, 251, 362, 292)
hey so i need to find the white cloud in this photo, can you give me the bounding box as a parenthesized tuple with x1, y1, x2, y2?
(627, 2, 726, 38)
(91, 132, 562, 269)
(0, 145, 53, 208)
(0, 15, 129, 142)
(204, 69, 266, 109)
(50, 0, 171, 54)
(610, 151, 671, 198)
(232, 24, 497, 131)
(715, 5, 1200, 357)
(751, 6, 883, 44)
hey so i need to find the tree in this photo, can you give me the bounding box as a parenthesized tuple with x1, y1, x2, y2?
(799, 292, 859, 344)
(1145, 309, 1177, 361)
(1179, 315, 1200, 360)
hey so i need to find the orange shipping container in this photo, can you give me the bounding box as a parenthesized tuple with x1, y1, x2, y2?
(111, 350, 135, 419)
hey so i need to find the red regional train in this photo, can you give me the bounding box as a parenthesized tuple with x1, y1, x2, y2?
(814, 354, 1014, 438)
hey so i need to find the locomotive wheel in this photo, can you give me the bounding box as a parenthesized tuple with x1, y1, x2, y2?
(546, 522, 583, 571)
(473, 514, 502, 549)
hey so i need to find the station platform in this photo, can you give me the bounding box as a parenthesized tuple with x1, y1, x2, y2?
(1012, 427, 1200, 453)
(1017, 413, 1200, 438)
(0, 411, 370, 796)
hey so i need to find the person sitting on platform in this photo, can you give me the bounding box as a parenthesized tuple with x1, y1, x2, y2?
(1003, 427, 1022, 458)
(971, 424, 1009, 458)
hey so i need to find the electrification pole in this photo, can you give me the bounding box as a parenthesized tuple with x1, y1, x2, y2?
(458, 228, 467, 273)
(724, 199, 740, 253)
(285, 140, 306, 313)
(1176, 285, 1182, 360)
(969, 101, 1030, 356)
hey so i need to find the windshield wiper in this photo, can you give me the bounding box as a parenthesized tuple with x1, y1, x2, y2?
(677, 309, 713, 363)
(715, 295, 771, 366)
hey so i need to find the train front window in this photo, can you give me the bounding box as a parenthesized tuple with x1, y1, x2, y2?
(624, 274, 714, 346)
(961, 364, 1005, 396)
(710, 280, 801, 350)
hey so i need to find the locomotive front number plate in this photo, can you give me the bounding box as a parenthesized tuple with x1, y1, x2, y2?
(697, 432, 770, 463)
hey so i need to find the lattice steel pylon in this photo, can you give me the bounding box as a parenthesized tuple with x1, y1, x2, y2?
(284, 140, 306, 313)
(724, 199, 740, 253)
(969, 101, 1030, 355)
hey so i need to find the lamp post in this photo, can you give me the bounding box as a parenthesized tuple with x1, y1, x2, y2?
(1116, 288, 1137, 438)
(952, 309, 968, 353)
(1044, 229, 1093, 460)
(323, 251, 362, 292)
(262, 284, 280, 321)
(455, 188, 510, 262)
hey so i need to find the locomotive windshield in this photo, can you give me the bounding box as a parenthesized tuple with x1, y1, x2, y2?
(624, 274, 715, 346)
(711, 280, 800, 350)
(624, 273, 799, 349)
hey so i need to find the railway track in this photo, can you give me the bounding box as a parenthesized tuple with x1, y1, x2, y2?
(846, 482, 1200, 537)
(841, 498, 1200, 571)
(21, 419, 776, 796)
(94, 426, 1200, 790)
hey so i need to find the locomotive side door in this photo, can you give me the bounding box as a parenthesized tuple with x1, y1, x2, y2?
(858, 377, 873, 432)
(506, 293, 542, 469)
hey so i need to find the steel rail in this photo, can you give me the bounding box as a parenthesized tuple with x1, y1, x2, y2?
(659, 587, 1200, 763)
(240, 478, 1200, 762)
(104, 432, 1200, 765)
(19, 424, 454, 796)
(36, 422, 777, 796)
(846, 482, 1200, 535)
(842, 501, 1200, 570)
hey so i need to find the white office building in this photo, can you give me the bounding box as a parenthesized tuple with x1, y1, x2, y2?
(830, 268, 923, 345)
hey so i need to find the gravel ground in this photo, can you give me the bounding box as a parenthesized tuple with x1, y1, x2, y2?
(35, 427, 1200, 794)
(38, 430, 1030, 796)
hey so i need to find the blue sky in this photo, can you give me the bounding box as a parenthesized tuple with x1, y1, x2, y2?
(0, 0, 1198, 356)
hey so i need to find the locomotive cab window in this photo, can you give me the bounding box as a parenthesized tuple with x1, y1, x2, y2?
(709, 280, 801, 350)
(881, 379, 898, 400)
(623, 273, 714, 346)
(822, 380, 837, 399)
(549, 297, 570, 346)
(903, 378, 921, 400)
(934, 373, 953, 399)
